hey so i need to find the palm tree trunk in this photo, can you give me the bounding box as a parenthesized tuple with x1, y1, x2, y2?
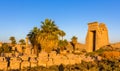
(34, 45, 38, 55)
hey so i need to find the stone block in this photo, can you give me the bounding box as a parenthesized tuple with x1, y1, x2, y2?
(10, 57, 21, 69)
(62, 59, 69, 65)
(53, 55, 64, 65)
(25, 47, 31, 55)
(15, 45, 23, 53)
(46, 58, 53, 67)
(0, 57, 6, 61)
(21, 61, 30, 69)
(37, 57, 48, 67)
(30, 57, 37, 67)
(10, 61, 21, 69)
(69, 59, 76, 65)
(38, 51, 48, 58)
(4, 53, 12, 57)
(29, 54, 37, 58)
(20, 55, 29, 61)
(0, 61, 8, 70)
(49, 51, 56, 58)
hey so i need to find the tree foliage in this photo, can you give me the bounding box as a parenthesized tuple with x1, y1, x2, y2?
(58, 39, 68, 51)
(0, 43, 12, 53)
(71, 36, 78, 44)
(19, 39, 25, 45)
(28, 19, 66, 53)
(9, 36, 16, 46)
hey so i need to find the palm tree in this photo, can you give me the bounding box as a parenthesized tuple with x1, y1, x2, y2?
(71, 36, 78, 44)
(59, 30, 66, 40)
(58, 39, 68, 51)
(19, 39, 25, 45)
(39, 19, 60, 53)
(71, 36, 78, 50)
(28, 19, 66, 53)
(9, 36, 16, 46)
(27, 27, 40, 54)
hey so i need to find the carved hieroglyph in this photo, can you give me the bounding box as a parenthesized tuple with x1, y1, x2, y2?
(86, 22, 109, 52)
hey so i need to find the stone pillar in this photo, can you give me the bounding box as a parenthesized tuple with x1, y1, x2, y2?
(26, 36, 29, 47)
(25, 37, 31, 55)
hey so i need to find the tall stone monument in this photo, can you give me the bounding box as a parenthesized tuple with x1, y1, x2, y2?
(86, 22, 109, 52)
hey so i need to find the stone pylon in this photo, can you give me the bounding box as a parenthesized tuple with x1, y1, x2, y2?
(86, 22, 109, 52)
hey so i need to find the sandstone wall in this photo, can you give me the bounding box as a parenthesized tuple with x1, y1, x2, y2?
(0, 51, 95, 70)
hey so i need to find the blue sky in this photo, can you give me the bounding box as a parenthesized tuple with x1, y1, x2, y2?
(0, 0, 120, 43)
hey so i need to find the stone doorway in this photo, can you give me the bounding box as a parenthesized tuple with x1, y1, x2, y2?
(86, 22, 109, 52)
(92, 31, 96, 51)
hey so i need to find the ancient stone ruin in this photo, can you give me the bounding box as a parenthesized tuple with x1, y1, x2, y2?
(86, 22, 109, 52)
(0, 22, 109, 70)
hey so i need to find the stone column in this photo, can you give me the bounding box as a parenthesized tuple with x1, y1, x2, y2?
(25, 37, 31, 55)
(26, 36, 29, 48)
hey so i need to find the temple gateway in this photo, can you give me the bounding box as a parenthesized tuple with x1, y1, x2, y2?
(86, 22, 109, 52)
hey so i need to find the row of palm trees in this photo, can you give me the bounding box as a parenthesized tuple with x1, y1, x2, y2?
(9, 19, 78, 55)
(9, 36, 25, 46)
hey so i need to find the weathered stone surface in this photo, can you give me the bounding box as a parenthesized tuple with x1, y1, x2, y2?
(66, 42, 73, 52)
(86, 22, 109, 52)
(15, 44, 23, 53)
(25, 47, 31, 55)
(10, 57, 21, 69)
(14, 52, 20, 57)
(0, 57, 6, 61)
(46, 58, 53, 67)
(4, 53, 13, 57)
(37, 57, 48, 67)
(37, 51, 49, 67)
(49, 51, 57, 58)
(53, 55, 62, 65)
(0, 61, 8, 70)
(30, 57, 37, 67)
(60, 50, 67, 55)
(0, 57, 7, 70)
(67, 55, 81, 65)
(74, 43, 86, 51)
(21, 61, 30, 69)
(20, 55, 29, 61)
(38, 51, 48, 58)
(82, 56, 94, 62)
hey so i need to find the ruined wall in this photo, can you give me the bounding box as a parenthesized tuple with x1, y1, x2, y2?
(0, 51, 95, 70)
(86, 22, 109, 52)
